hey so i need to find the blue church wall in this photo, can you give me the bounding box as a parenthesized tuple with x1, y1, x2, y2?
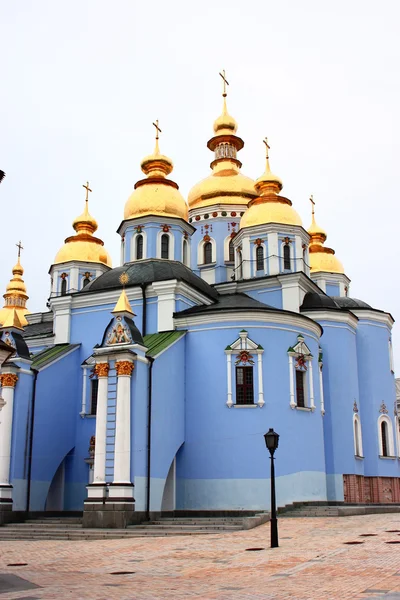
(148, 336, 185, 511)
(64, 412, 96, 510)
(326, 283, 340, 297)
(176, 319, 326, 510)
(131, 358, 149, 511)
(10, 370, 34, 511)
(356, 317, 398, 478)
(244, 287, 283, 310)
(316, 318, 362, 501)
(29, 347, 80, 511)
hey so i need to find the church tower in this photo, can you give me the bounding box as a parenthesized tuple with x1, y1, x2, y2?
(188, 72, 257, 284)
(118, 122, 194, 265)
(49, 183, 112, 296)
(307, 197, 350, 296)
(236, 139, 309, 280)
(0, 244, 30, 327)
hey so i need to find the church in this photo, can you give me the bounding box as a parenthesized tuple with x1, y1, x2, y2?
(0, 76, 399, 528)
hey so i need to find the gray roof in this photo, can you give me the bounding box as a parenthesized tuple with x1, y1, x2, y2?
(79, 259, 219, 301)
(175, 293, 282, 316)
(22, 321, 54, 339)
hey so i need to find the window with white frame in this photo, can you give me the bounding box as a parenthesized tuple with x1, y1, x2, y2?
(225, 330, 264, 408)
(136, 234, 144, 260)
(288, 335, 315, 410)
(256, 245, 264, 271)
(182, 239, 188, 265)
(283, 243, 291, 270)
(89, 377, 99, 415)
(161, 234, 170, 259)
(353, 413, 363, 457)
(378, 414, 395, 457)
(197, 238, 216, 266)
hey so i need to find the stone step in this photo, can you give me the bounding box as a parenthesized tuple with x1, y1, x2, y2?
(5, 523, 84, 528)
(24, 519, 83, 524)
(130, 525, 242, 532)
(149, 519, 245, 525)
(0, 529, 223, 540)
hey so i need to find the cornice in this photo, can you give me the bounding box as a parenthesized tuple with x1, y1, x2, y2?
(117, 215, 195, 236)
(301, 309, 359, 330)
(351, 309, 394, 328)
(234, 222, 310, 245)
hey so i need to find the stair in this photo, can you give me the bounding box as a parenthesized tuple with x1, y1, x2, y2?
(0, 513, 270, 540)
(282, 506, 341, 517)
(281, 503, 400, 518)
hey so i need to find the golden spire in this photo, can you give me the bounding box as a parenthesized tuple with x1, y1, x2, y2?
(53, 183, 111, 266)
(307, 195, 344, 274)
(112, 273, 135, 316)
(0, 243, 30, 327)
(213, 69, 238, 135)
(1, 309, 23, 330)
(254, 138, 283, 195)
(140, 120, 174, 178)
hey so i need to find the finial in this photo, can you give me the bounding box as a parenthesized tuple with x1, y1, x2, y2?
(310, 194, 315, 217)
(16, 240, 23, 260)
(263, 137, 270, 160)
(152, 120, 162, 153)
(113, 272, 134, 316)
(82, 181, 92, 206)
(119, 272, 129, 288)
(219, 70, 229, 98)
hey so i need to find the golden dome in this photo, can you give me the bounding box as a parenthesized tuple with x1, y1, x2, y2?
(308, 198, 344, 274)
(53, 184, 112, 267)
(124, 131, 188, 221)
(188, 85, 256, 211)
(0, 253, 29, 327)
(240, 140, 302, 229)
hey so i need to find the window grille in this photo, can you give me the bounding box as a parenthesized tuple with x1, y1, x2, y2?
(204, 242, 212, 264)
(283, 244, 291, 270)
(295, 370, 305, 407)
(161, 234, 169, 259)
(90, 379, 99, 415)
(136, 234, 143, 260)
(236, 366, 254, 405)
(256, 245, 264, 271)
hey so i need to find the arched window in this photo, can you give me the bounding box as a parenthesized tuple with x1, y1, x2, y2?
(61, 277, 67, 296)
(83, 276, 90, 288)
(353, 415, 363, 457)
(182, 239, 188, 265)
(295, 370, 306, 408)
(136, 234, 143, 260)
(381, 421, 389, 457)
(90, 378, 99, 415)
(283, 244, 291, 270)
(256, 245, 264, 271)
(161, 234, 170, 259)
(203, 242, 212, 264)
(237, 250, 243, 279)
(228, 239, 235, 262)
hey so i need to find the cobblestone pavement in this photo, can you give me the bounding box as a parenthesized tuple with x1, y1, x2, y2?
(0, 514, 400, 599)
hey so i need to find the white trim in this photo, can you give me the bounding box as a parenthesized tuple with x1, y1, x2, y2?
(226, 353, 233, 408)
(131, 230, 148, 261)
(301, 309, 359, 330)
(288, 355, 295, 408)
(80, 366, 88, 417)
(197, 236, 216, 266)
(396, 416, 400, 458)
(257, 353, 264, 407)
(224, 235, 235, 263)
(378, 414, 395, 457)
(353, 413, 363, 457)
(351, 310, 394, 329)
(253, 242, 267, 274)
(308, 360, 315, 410)
(318, 361, 325, 415)
(182, 238, 190, 267)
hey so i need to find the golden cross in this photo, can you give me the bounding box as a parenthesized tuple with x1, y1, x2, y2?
(219, 70, 229, 97)
(263, 137, 270, 159)
(152, 120, 162, 140)
(16, 240, 23, 258)
(82, 181, 92, 203)
(310, 194, 315, 216)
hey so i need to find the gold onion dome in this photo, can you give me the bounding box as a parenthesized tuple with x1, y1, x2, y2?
(188, 72, 257, 211)
(240, 139, 302, 229)
(0, 247, 30, 327)
(53, 183, 112, 267)
(308, 198, 344, 274)
(124, 122, 188, 221)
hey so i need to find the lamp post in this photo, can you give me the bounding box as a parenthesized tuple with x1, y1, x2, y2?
(264, 428, 279, 548)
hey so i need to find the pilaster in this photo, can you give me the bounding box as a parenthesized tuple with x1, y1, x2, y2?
(0, 371, 18, 508)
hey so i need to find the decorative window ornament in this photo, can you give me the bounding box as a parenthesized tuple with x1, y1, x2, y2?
(195, 215, 200, 221)
(284, 236, 291, 244)
(203, 234, 211, 242)
(183, 231, 188, 240)
(231, 211, 237, 217)
(379, 402, 389, 414)
(212, 212, 218, 217)
(254, 238, 263, 246)
(135, 225, 144, 233)
(353, 400, 359, 413)
(162, 224, 171, 233)
(225, 330, 264, 408)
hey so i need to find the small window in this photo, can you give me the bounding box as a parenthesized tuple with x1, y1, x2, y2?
(182, 239, 188, 265)
(381, 421, 389, 457)
(136, 234, 143, 260)
(90, 379, 99, 415)
(204, 242, 212, 264)
(283, 244, 291, 270)
(295, 370, 305, 408)
(161, 234, 169, 259)
(83, 276, 90, 288)
(236, 366, 254, 405)
(61, 277, 67, 296)
(256, 245, 264, 271)
(228, 239, 235, 262)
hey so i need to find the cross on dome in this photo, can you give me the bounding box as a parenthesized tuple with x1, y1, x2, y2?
(219, 69, 229, 97)
(82, 181, 92, 204)
(263, 137, 270, 159)
(16, 240, 23, 259)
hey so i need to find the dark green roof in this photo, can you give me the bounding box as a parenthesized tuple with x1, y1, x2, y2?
(143, 331, 186, 358)
(31, 344, 80, 370)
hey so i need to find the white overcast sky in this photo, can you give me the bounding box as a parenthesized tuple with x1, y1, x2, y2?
(1, 1, 400, 369)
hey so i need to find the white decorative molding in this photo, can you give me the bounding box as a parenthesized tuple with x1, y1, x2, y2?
(226, 353, 233, 408)
(353, 413, 363, 457)
(225, 330, 264, 408)
(318, 357, 325, 415)
(131, 230, 148, 261)
(377, 414, 395, 457)
(156, 229, 175, 260)
(287, 334, 314, 410)
(197, 236, 216, 266)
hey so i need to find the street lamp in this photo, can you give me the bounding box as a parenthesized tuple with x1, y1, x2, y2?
(264, 428, 279, 548)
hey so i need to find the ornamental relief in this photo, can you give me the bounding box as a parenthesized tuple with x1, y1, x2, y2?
(116, 361, 135, 376)
(0, 373, 18, 388)
(94, 363, 110, 378)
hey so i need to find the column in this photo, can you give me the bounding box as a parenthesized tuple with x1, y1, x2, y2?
(226, 353, 233, 408)
(288, 355, 296, 408)
(87, 362, 109, 499)
(257, 353, 265, 408)
(319, 363, 325, 415)
(308, 361, 315, 410)
(0, 372, 18, 502)
(109, 360, 135, 499)
(267, 232, 279, 275)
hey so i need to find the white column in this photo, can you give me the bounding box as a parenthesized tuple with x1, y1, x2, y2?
(267, 233, 279, 275)
(242, 237, 251, 280)
(308, 361, 315, 410)
(0, 373, 18, 499)
(69, 267, 79, 292)
(88, 362, 109, 498)
(109, 360, 134, 499)
(226, 353, 233, 408)
(288, 355, 296, 409)
(257, 353, 265, 408)
(319, 363, 325, 415)
(295, 236, 303, 273)
(80, 367, 88, 417)
(152, 281, 176, 332)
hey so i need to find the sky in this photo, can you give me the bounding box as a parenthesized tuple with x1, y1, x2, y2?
(1, 0, 400, 368)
